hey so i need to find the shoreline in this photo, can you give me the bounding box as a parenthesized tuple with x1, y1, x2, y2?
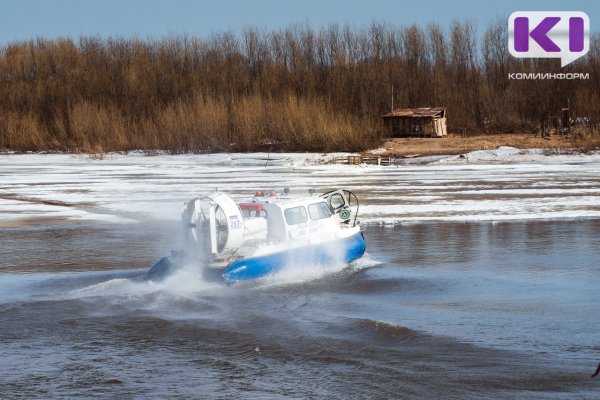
(0, 133, 600, 159)
(1, 133, 599, 159)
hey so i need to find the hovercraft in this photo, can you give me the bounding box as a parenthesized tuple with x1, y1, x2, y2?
(148, 189, 366, 284)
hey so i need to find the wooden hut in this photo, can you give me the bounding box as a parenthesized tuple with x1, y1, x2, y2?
(382, 107, 447, 137)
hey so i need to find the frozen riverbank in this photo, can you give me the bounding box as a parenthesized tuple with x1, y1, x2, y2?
(1, 147, 599, 227)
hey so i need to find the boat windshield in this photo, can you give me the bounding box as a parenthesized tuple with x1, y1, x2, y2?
(308, 202, 332, 220)
(329, 193, 346, 210)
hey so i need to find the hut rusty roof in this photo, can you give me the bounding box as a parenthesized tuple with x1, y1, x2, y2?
(382, 107, 446, 118)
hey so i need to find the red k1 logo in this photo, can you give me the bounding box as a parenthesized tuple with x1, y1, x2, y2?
(509, 11, 589, 67)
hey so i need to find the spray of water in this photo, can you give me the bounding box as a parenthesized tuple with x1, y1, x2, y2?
(256, 251, 380, 288)
(71, 263, 222, 300)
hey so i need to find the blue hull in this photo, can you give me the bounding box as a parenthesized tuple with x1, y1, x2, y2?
(222, 231, 366, 283)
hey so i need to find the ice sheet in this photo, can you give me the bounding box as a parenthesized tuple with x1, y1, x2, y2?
(1, 148, 599, 226)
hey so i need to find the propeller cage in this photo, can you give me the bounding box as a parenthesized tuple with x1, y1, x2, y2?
(181, 193, 245, 259)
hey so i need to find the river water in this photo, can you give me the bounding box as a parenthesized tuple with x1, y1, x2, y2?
(1, 152, 599, 398)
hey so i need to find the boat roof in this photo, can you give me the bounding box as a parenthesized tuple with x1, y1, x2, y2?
(244, 195, 325, 208)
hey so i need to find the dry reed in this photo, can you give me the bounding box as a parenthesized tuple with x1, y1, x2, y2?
(0, 23, 598, 153)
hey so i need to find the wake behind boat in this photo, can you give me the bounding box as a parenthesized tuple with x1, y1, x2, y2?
(148, 189, 366, 284)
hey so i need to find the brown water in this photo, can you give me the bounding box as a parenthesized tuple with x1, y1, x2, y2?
(1, 219, 599, 399)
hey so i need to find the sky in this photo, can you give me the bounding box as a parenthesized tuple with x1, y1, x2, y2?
(0, 0, 599, 45)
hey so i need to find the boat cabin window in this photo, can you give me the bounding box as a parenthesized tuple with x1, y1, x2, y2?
(284, 206, 308, 225)
(329, 193, 345, 210)
(308, 202, 332, 220)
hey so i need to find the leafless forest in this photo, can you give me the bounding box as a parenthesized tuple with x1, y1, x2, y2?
(1, 21, 599, 152)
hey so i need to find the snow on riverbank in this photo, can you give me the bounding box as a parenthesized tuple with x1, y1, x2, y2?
(1, 147, 599, 226)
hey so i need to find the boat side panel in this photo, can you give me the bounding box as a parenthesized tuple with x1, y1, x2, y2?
(222, 231, 366, 283)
